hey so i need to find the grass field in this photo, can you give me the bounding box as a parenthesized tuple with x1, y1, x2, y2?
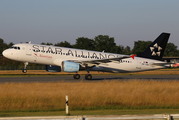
(1, 109, 179, 117)
(0, 80, 179, 111)
(0, 69, 179, 117)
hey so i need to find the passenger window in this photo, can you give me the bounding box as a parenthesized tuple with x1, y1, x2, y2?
(18, 47, 20, 50)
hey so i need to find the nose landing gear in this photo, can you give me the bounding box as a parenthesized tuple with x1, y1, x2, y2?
(22, 62, 28, 73)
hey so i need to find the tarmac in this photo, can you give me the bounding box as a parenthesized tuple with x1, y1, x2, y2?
(0, 74, 179, 83)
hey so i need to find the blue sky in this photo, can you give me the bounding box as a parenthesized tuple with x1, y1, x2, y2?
(0, 0, 179, 49)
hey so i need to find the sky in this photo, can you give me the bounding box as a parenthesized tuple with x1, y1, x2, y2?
(0, 0, 179, 49)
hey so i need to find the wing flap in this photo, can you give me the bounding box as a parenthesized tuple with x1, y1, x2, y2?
(70, 55, 130, 66)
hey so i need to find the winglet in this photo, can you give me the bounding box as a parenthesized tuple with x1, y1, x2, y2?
(130, 54, 136, 59)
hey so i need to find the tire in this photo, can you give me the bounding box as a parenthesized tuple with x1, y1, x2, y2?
(73, 74, 80, 79)
(22, 69, 27, 73)
(85, 74, 92, 80)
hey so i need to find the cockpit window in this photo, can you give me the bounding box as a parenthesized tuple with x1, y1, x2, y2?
(10, 46, 20, 50)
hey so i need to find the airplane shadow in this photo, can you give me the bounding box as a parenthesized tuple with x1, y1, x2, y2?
(91, 77, 122, 81)
(91, 76, 179, 81)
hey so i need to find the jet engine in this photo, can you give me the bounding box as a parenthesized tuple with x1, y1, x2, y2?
(45, 65, 61, 72)
(62, 61, 80, 72)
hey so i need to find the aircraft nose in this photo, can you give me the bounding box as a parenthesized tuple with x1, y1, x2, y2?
(2, 49, 10, 58)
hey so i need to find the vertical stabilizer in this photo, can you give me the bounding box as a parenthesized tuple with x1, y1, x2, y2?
(138, 33, 170, 60)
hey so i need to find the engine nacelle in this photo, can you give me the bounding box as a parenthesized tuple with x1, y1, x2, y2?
(62, 61, 80, 72)
(45, 65, 61, 72)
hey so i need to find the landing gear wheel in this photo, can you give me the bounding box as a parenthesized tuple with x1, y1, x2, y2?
(85, 74, 92, 80)
(22, 69, 27, 73)
(73, 74, 80, 79)
(22, 62, 28, 73)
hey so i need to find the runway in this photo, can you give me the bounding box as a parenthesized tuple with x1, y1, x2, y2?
(0, 75, 179, 83)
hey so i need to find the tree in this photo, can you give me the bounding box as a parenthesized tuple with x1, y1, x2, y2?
(0, 38, 9, 55)
(132, 40, 179, 57)
(115, 45, 124, 54)
(94, 35, 116, 53)
(123, 46, 131, 55)
(73, 37, 95, 50)
(164, 43, 179, 57)
(7, 42, 14, 48)
(132, 41, 152, 55)
(41, 42, 53, 45)
(54, 41, 72, 48)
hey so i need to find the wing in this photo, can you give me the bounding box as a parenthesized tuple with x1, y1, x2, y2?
(70, 55, 130, 67)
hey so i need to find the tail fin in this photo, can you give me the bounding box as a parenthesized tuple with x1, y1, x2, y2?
(138, 33, 170, 60)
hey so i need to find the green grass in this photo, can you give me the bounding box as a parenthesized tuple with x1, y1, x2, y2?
(0, 109, 179, 117)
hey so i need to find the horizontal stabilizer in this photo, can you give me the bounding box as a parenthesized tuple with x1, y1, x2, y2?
(150, 62, 174, 66)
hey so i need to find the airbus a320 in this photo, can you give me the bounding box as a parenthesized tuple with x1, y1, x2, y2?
(2, 33, 172, 80)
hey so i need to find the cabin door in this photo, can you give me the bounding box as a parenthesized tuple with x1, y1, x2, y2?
(136, 58, 142, 69)
(26, 45, 32, 55)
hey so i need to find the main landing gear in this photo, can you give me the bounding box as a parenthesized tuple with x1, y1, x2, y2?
(73, 74, 80, 79)
(73, 71, 92, 80)
(85, 69, 92, 80)
(85, 74, 92, 80)
(22, 62, 28, 73)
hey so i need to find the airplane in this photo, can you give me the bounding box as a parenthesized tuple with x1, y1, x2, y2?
(2, 33, 172, 80)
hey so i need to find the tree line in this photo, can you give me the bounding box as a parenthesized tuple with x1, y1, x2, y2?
(0, 35, 179, 68)
(42, 35, 179, 57)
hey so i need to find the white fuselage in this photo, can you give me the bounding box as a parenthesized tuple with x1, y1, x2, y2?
(3, 43, 168, 73)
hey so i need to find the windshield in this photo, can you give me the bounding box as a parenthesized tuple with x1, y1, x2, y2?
(10, 46, 20, 50)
